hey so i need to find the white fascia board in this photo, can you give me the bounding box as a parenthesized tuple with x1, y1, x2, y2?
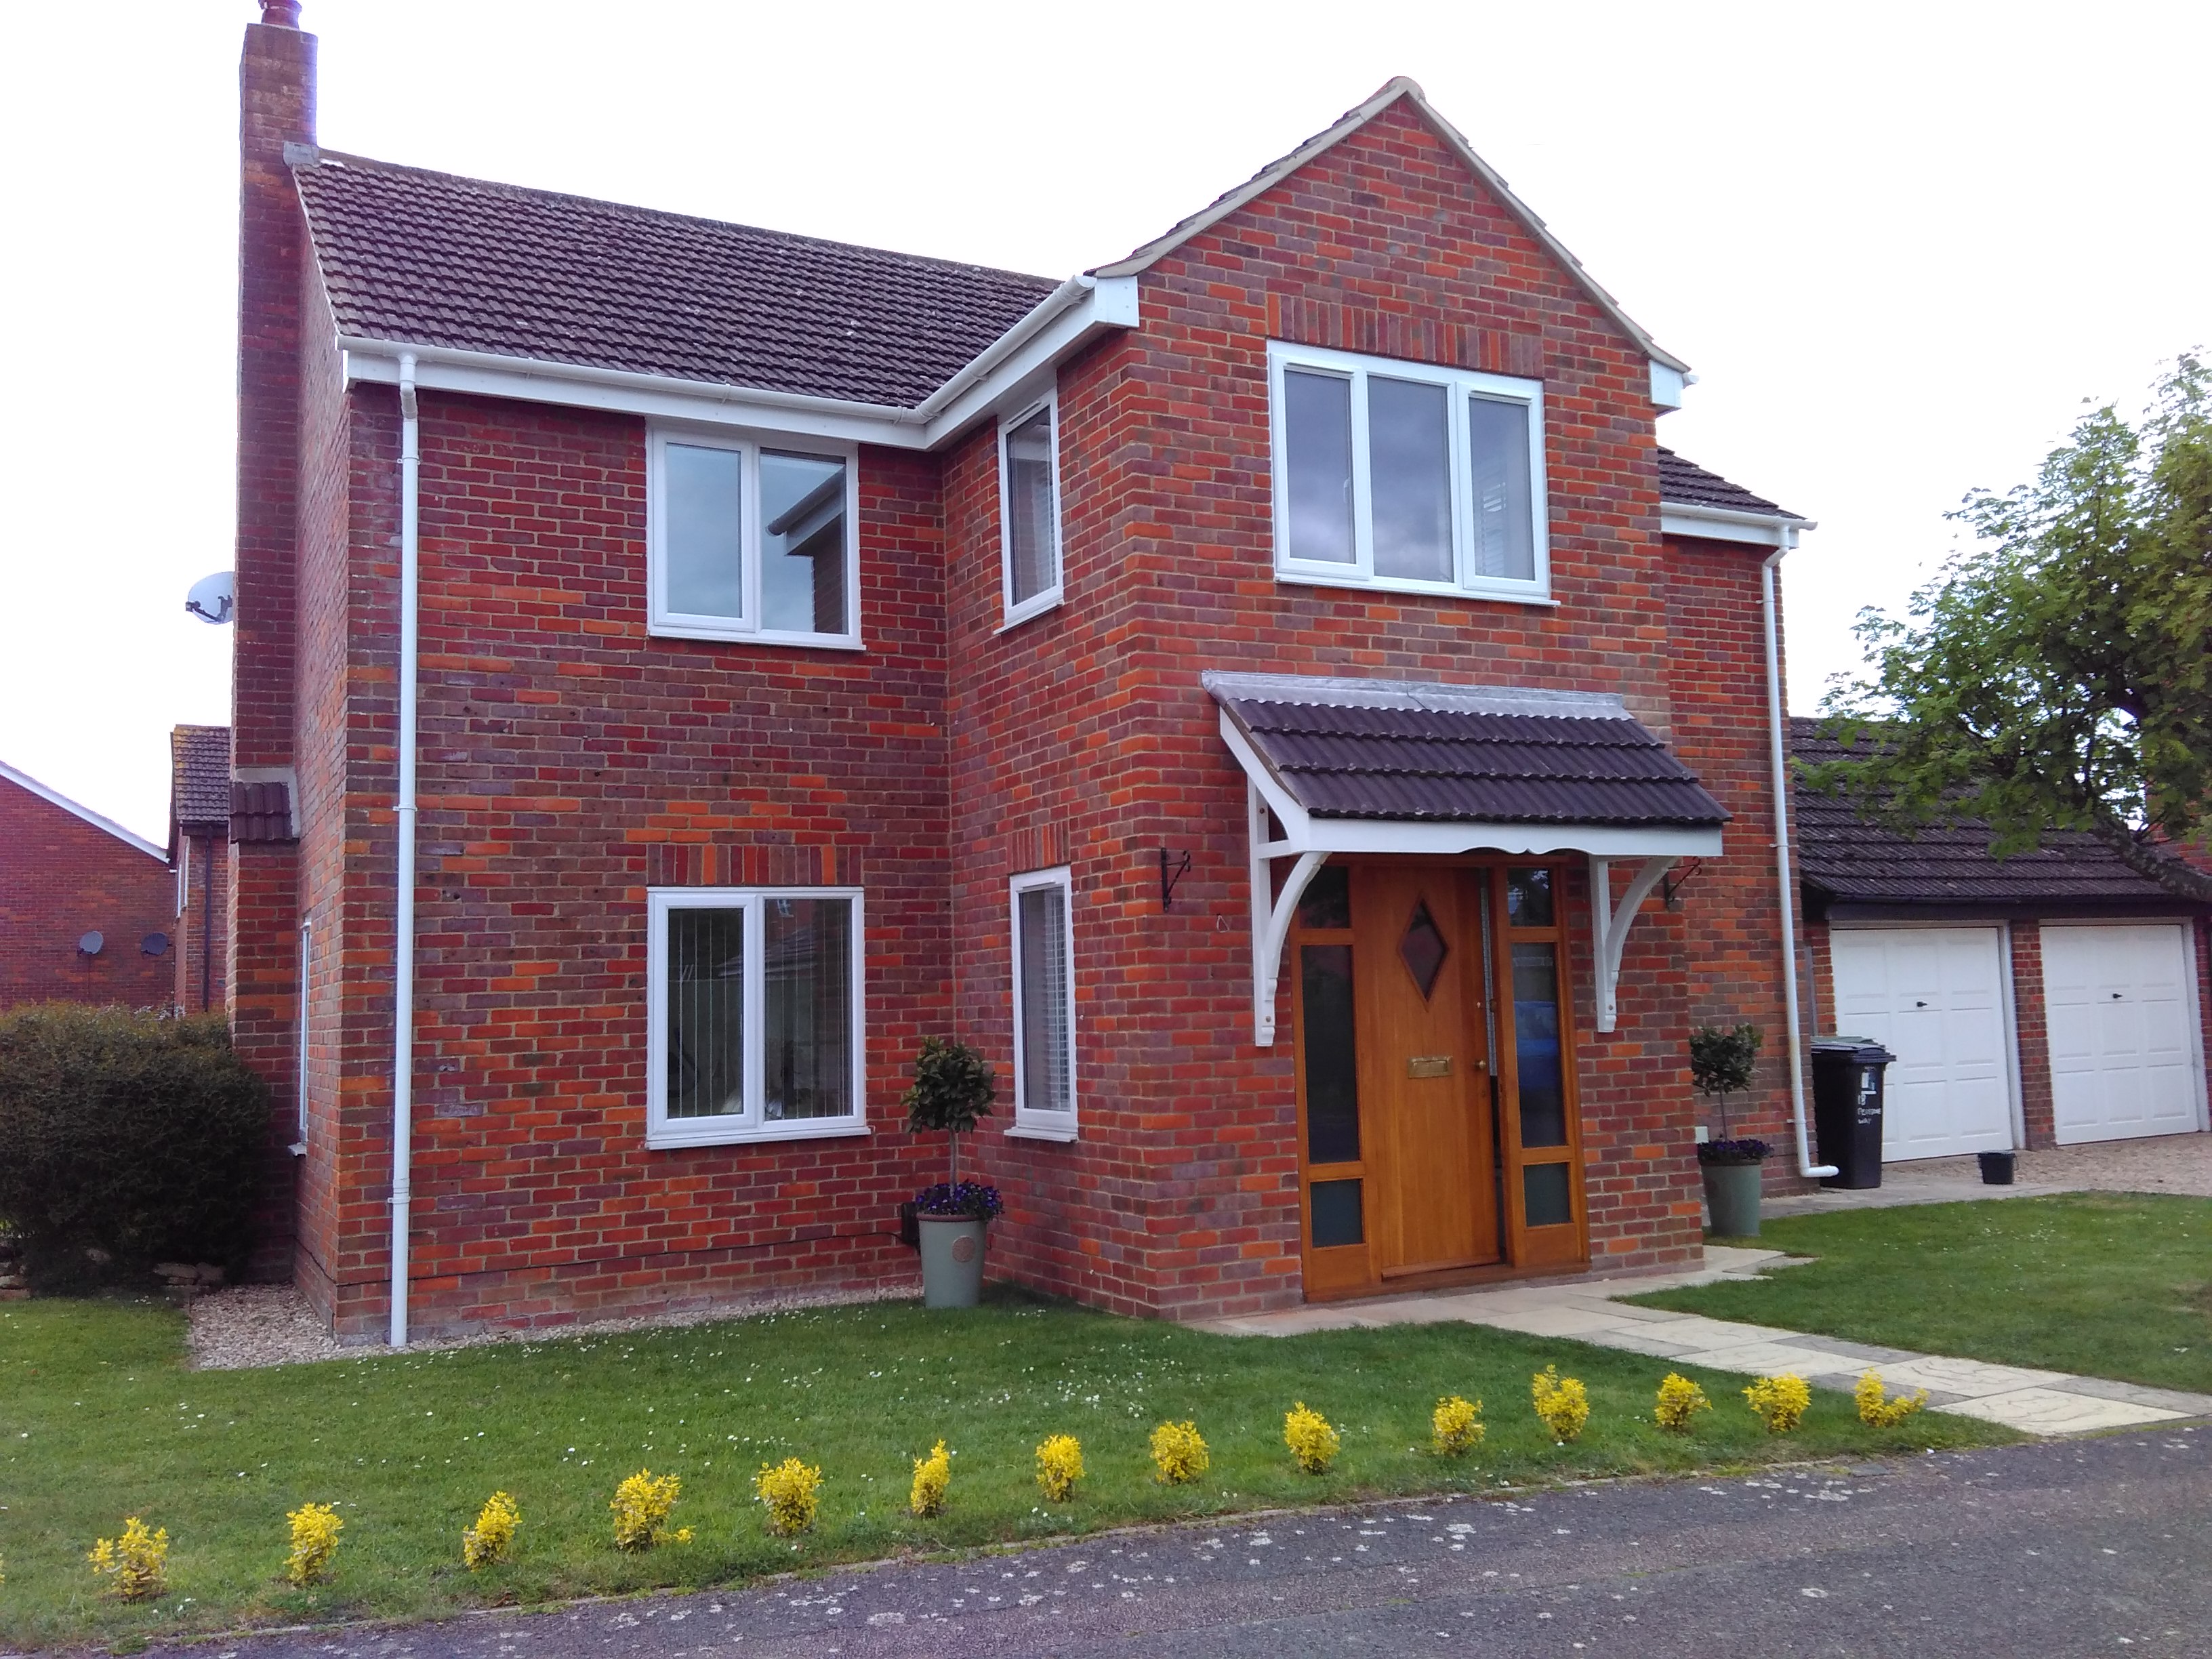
(0, 760, 166, 861)
(1660, 503, 1815, 547)
(335, 275, 1141, 454)
(1650, 362, 1687, 408)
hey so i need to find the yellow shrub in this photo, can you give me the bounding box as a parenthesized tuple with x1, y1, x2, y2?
(610, 1470, 691, 1551)
(1149, 1420, 1210, 1485)
(284, 1502, 344, 1588)
(755, 1456, 823, 1536)
(1744, 1372, 1812, 1433)
(1035, 1433, 1085, 1502)
(1283, 1401, 1340, 1474)
(909, 1441, 951, 1518)
(1530, 1366, 1591, 1442)
(463, 1490, 521, 1570)
(87, 1517, 169, 1602)
(1431, 1394, 1485, 1456)
(1654, 1373, 1713, 1433)
(1854, 1370, 1930, 1427)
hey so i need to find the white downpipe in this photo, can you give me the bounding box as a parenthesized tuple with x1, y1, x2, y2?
(1761, 542, 1836, 1179)
(390, 353, 420, 1347)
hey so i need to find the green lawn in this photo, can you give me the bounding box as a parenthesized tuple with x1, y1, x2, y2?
(0, 1289, 2012, 1650)
(1632, 1193, 2212, 1393)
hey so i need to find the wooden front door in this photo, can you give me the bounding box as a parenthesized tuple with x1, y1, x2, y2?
(1293, 859, 1587, 1298)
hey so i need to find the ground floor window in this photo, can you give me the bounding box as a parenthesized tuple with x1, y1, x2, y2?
(1009, 867, 1076, 1139)
(646, 886, 865, 1147)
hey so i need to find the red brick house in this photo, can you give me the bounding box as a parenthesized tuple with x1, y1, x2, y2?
(0, 760, 173, 1011)
(1795, 720, 2212, 1159)
(230, 4, 1826, 1343)
(169, 724, 234, 1015)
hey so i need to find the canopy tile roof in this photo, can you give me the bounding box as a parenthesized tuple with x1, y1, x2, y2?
(1208, 674, 1729, 827)
(169, 725, 231, 832)
(1792, 719, 2177, 905)
(1658, 447, 1802, 520)
(294, 152, 1061, 408)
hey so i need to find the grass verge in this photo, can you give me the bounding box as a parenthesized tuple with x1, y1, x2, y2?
(0, 1288, 2013, 1649)
(1629, 1192, 2212, 1392)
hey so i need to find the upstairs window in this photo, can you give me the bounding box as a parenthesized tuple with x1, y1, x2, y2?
(648, 427, 861, 647)
(999, 395, 1063, 626)
(1267, 341, 1548, 602)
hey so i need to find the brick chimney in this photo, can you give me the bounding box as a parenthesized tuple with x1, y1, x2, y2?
(232, 1, 316, 1277)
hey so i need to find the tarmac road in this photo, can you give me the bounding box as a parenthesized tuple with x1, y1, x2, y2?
(155, 1428, 2211, 1658)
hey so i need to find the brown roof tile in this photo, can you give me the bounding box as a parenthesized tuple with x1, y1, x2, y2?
(170, 724, 230, 832)
(294, 152, 1061, 408)
(1658, 447, 1802, 520)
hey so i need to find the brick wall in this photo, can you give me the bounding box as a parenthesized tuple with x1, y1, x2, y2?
(2009, 921, 2056, 1147)
(174, 833, 232, 1013)
(0, 778, 173, 1010)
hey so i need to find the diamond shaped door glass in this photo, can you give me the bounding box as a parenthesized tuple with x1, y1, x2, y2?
(1399, 898, 1450, 1000)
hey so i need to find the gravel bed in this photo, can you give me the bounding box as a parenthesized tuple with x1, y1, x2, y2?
(186, 1279, 909, 1371)
(1910, 1130, 2212, 1197)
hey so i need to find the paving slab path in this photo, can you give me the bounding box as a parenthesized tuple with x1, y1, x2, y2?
(1195, 1246, 2212, 1436)
(129, 1431, 2212, 1658)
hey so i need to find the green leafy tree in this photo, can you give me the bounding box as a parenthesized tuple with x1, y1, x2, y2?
(1688, 1023, 1761, 1140)
(1813, 355, 2212, 901)
(902, 1036, 995, 1184)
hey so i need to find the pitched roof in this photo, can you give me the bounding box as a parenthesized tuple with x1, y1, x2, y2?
(1208, 674, 1729, 827)
(170, 725, 230, 832)
(1097, 78, 1687, 374)
(0, 760, 165, 861)
(293, 152, 1061, 408)
(1658, 448, 1803, 521)
(1790, 719, 2177, 905)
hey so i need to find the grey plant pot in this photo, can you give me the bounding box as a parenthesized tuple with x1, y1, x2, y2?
(1701, 1160, 1764, 1238)
(917, 1214, 987, 1309)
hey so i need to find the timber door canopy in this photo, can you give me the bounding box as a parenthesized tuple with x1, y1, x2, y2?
(1202, 671, 1730, 1044)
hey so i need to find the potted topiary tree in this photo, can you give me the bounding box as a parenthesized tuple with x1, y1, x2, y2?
(902, 1036, 1002, 1309)
(1689, 1023, 1767, 1237)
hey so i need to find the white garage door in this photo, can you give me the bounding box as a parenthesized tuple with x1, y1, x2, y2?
(1830, 926, 2016, 1160)
(2041, 923, 2207, 1145)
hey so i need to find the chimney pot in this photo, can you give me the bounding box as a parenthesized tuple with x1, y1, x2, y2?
(260, 1, 302, 25)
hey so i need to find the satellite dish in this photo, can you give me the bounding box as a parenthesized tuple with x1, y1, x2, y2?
(186, 571, 235, 625)
(141, 932, 171, 958)
(77, 930, 105, 956)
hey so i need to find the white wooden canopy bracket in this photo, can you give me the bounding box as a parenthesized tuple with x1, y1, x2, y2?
(1249, 781, 1325, 1048)
(1589, 854, 1673, 1033)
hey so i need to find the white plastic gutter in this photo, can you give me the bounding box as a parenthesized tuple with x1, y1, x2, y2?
(1761, 541, 1836, 1179)
(390, 352, 420, 1347)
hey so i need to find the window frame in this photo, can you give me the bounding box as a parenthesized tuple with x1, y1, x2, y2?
(1006, 865, 1078, 1141)
(997, 392, 1065, 630)
(645, 424, 865, 650)
(1265, 340, 1551, 604)
(644, 885, 869, 1149)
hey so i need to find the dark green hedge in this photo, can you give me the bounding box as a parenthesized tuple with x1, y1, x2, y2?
(0, 1006, 269, 1288)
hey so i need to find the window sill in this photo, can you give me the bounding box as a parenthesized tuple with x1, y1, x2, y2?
(1006, 1120, 1079, 1143)
(1273, 569, 1559, 609)
(648, 619, 866, 651)
(998, 589, 1065, 634)
(648, 1118, 871, 1150)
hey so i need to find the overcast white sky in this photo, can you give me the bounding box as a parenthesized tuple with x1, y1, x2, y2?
(3, 1, 2206, 842)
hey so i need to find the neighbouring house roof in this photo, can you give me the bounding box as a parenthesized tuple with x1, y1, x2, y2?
(170, 724, 231, 837)
(1206, 674, 1729, 827)
(0, 759, 166, 861)
(293, 153, 1061, 408)
(1095, 77, 1685, 374)
(1657, 448, 1803, 522)
(1791, 719, 2182, 906)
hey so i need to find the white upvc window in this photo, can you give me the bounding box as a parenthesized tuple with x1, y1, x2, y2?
(647, 426, 863, 649)
(1266, 340, 1550, 603)
(646, 886, 867, 1148)
(998, 393, 1063, 628)
(1008, 866, 1077, 1139)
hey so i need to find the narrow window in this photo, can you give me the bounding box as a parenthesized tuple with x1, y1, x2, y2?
(1010, 867, 1076, 1136)
(647, 888, 865, 1146)
(649, 430, 859, 647)
(1467, 394, 1535, 581)
(1000, 399, 1062, 621)
(1368, 375, 1453, 582)
(1282, 369, 1355, 565)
